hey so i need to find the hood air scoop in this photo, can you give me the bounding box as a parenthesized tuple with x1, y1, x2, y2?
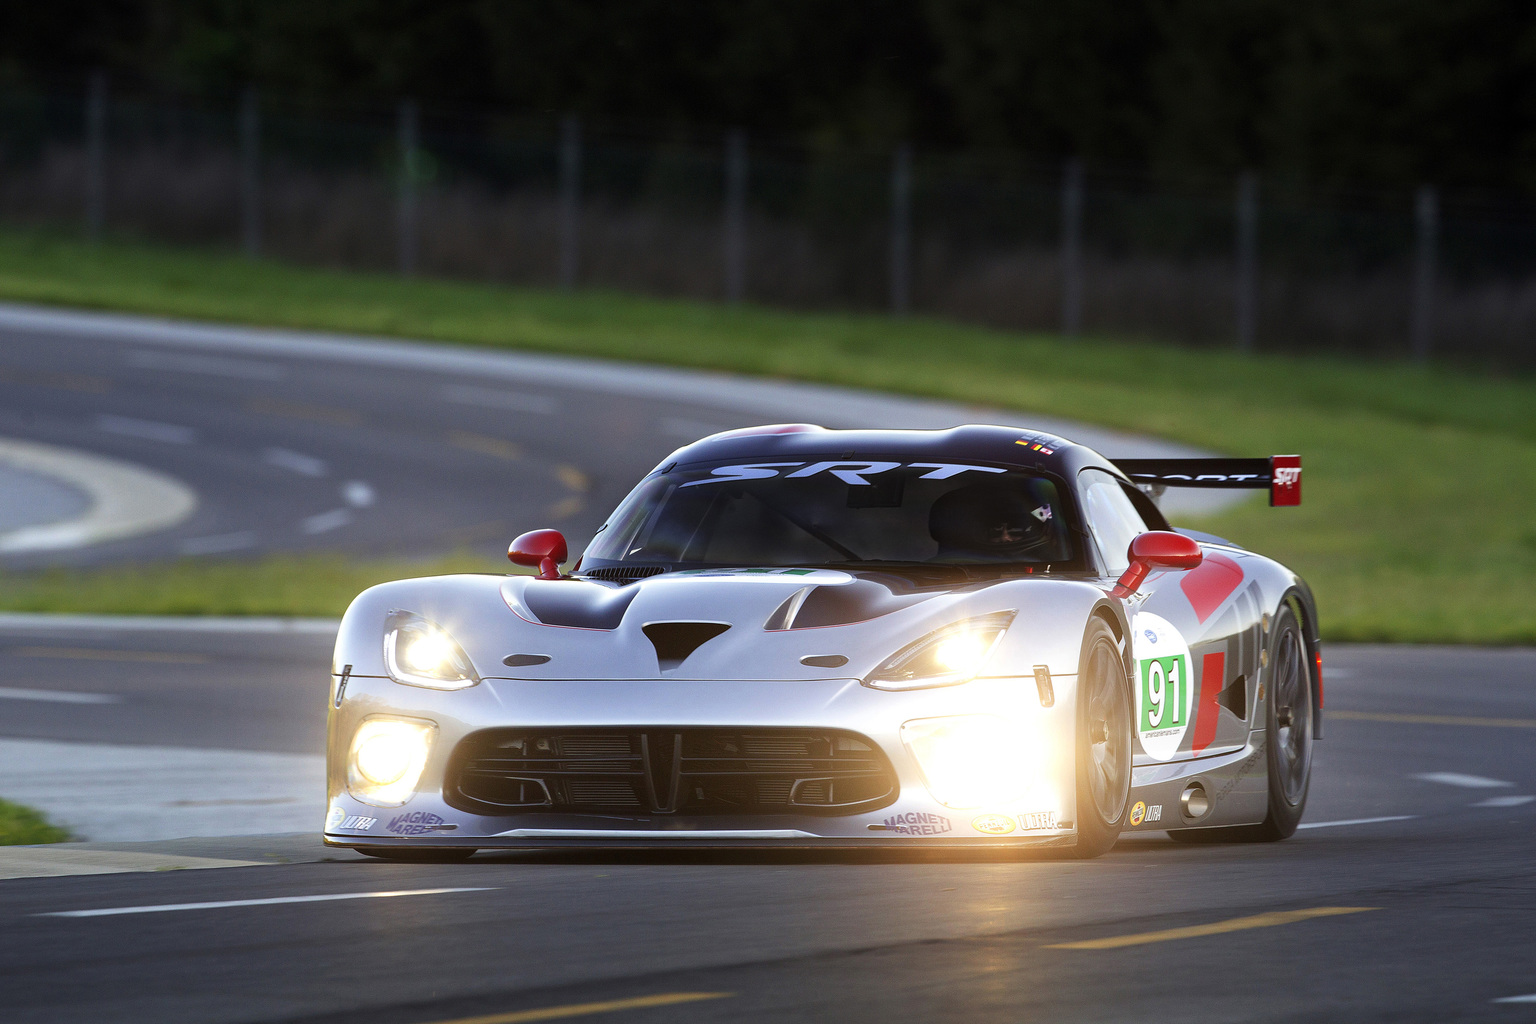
(643, 621, 730, 671)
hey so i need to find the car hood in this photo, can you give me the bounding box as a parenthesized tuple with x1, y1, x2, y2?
(480, 568, 1100, 681)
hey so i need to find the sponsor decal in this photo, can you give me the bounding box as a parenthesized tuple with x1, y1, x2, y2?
(386, 811, 449, 836)
(681, 462, 1005, 488)
(1130, 801, 1146, 826)
(1014, 441, 1056, 455)
(1016, 810, 1059, 831)
(1145, 804, 1163, 823)
(882, 812, 953, 836)
(1132, 613, 1195, 762)
(971, 813, 1016, 835)
(1129, 802, 1164, 826)
(1013, 431, 1060, 455)
(1031, 505, 1053, 522)
(326, 808, 378, 832)
(1274, 466, 1301, 487)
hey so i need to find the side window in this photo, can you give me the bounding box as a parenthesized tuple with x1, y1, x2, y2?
(1080, 469, 1149, 574)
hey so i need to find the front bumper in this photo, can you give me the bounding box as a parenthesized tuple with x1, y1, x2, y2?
(324, 672, 1079, 848)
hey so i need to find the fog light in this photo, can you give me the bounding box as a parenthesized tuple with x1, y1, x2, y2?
(347, 717, 435, 807)
(901, 715, 1041, 809)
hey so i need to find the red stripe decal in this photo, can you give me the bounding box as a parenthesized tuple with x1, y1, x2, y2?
(1192, 651, 1225, 752)
(1179, 551, 1245, 623)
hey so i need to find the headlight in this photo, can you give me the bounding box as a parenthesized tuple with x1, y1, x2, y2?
(864, 611, 1015, 690)
(901, 715, 1039, 809)
(347, 717, 435, 806)
(384, 616, 479, 690)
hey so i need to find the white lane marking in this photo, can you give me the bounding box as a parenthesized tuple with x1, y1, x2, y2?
(1473, 795, 1535, 808)
(96, 414, 197, 445)
(1413, 772, 1514, 789)
(128, 349, 285, 381)
(0, 613, 337, 633)
(264, 447, 327, 477)
(0, 437, 198, 553)
(1296, 815, 1417, 830)
(443, 384, 559, 415)
(179, 531, 256, 555)
(0, 686, 120, 705)
(342, 480, 375, 507)
(661, 417, 731, 440)
(302, 508, 352, 534)
(1495, 994, 1536, 1003)
(37, 887, 496, 918)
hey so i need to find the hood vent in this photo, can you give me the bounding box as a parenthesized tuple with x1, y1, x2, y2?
(580, 565, 667, 584)
(643, 621, 730, 670)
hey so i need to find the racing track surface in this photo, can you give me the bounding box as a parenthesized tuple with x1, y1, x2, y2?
(0, 639, 1534, 1022)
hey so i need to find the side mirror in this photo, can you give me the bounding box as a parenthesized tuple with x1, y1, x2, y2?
(1111, 531, 1203, 598)
(509, 529, 569, 580)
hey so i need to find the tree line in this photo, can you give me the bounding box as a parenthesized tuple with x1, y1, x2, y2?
(4, 0, 1535, 198)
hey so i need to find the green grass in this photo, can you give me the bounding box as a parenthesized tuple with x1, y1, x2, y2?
(0, 229, 1533, 642)
(0, 798, 71, 845)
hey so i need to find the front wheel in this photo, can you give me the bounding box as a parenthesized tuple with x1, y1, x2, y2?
(1072, 618, 1133, 859)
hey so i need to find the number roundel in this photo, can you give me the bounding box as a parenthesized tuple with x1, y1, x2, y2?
(1131, 612, 1195, 761)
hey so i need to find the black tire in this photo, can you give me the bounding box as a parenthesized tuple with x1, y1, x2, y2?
(358, 847, 478, 862)
(1166, 602, 1313, 844)
(1072, 618, 1133, 859)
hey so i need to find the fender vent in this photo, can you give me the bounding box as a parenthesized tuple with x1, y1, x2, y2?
(642, 621, 730, 670)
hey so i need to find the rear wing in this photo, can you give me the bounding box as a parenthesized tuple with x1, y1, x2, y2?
(1111, 455, 1301, 506)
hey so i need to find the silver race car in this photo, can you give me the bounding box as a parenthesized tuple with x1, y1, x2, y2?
(324, 424, 1319, 859)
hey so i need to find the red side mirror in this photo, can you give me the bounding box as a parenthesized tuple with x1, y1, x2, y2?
(1112, 531, 1203, 598)
(509, 529, 569, 580)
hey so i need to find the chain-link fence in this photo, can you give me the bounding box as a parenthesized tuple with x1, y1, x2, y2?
(3, 82, 1534, 367)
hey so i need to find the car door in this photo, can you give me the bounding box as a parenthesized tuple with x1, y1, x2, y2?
(1078, 469, 1255, 768)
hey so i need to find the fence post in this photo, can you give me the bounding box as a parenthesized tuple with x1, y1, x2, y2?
(723, 129, 748, 303)
(1235, 170, 1259, 353)
(1060, 158, 1084, 337)
(85, 71, 107, 242)
(1411, 184, 1438, 362)
(239, 86, 261, 259)
(889, 143, 912, 315)
(559, 115, 582, 291)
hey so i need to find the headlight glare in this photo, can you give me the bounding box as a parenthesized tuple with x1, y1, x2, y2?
(902, 714, 1039, 809)
(347, 717, 435, 806)
(864, 611, 1015, 690)
(384, 616, 479, 689)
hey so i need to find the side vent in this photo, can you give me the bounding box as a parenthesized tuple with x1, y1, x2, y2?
(643, 621, 730, 670)
(1218, 674, 1248, 718)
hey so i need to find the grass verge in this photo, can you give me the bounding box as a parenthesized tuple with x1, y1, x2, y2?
(0, 798, 72, 845)
(0, 230, 1533, 642)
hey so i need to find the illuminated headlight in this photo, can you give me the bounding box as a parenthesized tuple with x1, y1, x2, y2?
(347, 717, 435, 806)
(864, 611, 1015, 690)
(384, 616, 479, 690)
(901, 715, 1037, 809)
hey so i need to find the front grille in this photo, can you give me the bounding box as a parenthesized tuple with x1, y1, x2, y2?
(446, 727, 898, 817)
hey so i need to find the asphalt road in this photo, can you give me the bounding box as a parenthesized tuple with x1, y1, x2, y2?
(1, 640, 1533, 1023)
(0, 302, 1229, 569)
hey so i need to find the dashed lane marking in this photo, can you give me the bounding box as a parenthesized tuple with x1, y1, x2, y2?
(0, 686, 120, 705)
(555, 465, 590, 492)
(1296, 815, 1416, 830)
(1414, 772, 1514, 789)
(96, 414, 196, 445)
(443, 384, 559, 415)
(302, 508, 353, 534)
(128, 349, 285, 381)
(1473, 795, 1534, 808)
(264, 447, 328, 477)
(1331, 710, 1536, 728)
(343, 480, 375, 507)
(449, 431, 523, 460)
(420, 992, 735, 1024)
(179, 531, 256, 555)
(1044, 907, 1378, 950)
(38, 887, 496, 918)
(1494, 994, 1536, 1004)
(10, 646, 209, 663)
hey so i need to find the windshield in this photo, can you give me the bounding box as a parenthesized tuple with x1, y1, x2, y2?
(583, 458, 1080, 569)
